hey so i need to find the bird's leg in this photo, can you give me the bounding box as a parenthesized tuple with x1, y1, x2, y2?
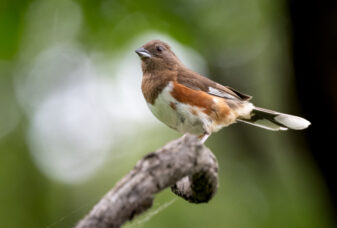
(199, 133, 210, 144)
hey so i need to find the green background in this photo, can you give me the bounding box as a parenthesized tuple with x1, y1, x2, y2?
(0, 0, 334, 227)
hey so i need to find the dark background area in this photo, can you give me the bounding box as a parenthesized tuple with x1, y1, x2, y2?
(290, 0, 337, 219)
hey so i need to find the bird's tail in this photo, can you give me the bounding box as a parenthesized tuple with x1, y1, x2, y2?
(238, 107, 311, 131)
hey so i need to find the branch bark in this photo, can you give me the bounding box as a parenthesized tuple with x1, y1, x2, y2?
(75, 134, 218, 228)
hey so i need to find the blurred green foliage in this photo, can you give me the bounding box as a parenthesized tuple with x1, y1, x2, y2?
(0, 0, 335, 227)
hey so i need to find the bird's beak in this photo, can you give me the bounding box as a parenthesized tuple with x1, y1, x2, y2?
(135, 47, 152, 59)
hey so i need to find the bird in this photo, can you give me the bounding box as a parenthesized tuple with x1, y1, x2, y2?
(135, 40, 310, 143)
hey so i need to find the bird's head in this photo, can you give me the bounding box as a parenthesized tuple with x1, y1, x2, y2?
(135, 40, 180, 72)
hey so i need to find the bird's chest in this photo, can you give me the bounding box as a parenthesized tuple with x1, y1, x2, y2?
(147, 82, 207, 135)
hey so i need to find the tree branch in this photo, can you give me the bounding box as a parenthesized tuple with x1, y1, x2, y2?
(75, 134, 219, 228)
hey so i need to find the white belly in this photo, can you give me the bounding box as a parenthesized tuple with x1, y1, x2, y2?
(147, 82, 210, 135)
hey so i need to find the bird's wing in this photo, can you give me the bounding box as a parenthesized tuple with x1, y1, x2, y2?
(177, 68, 252, 101)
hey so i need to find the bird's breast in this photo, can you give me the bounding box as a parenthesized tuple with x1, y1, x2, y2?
(147, 82, 204, 134)
(146, 81, 240, 135)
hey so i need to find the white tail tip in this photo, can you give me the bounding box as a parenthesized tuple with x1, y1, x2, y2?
(274, 114, 311, 130)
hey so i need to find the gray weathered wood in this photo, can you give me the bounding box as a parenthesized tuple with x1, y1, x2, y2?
(75, 134, 218, 228)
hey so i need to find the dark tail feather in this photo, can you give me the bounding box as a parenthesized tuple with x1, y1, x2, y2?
(238, 107, 311, 131)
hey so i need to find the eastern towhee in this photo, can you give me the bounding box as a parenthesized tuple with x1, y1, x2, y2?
(136, 40, 310, 143)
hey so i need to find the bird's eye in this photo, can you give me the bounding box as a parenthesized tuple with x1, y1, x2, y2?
(156, 46, 164, 52)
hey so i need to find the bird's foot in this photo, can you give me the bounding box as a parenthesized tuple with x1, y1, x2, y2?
(198, 133, 210, 144)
